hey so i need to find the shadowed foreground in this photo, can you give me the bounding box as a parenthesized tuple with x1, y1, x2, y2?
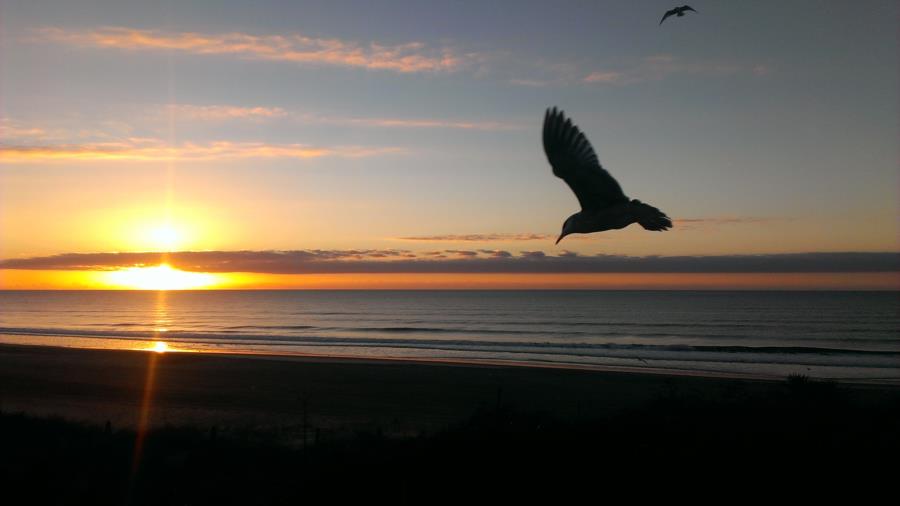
(0, 345, 897, 503)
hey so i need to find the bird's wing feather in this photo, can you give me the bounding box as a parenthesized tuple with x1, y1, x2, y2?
(542, 107, 628, 211)
(682, 5, 697, 13)
(660, 9, 676, 24)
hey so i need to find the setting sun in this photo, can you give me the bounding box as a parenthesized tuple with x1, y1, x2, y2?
(151, 341, 169, 353)
(102, 264, 220, 290)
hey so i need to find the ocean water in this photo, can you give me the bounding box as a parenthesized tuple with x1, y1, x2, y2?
(0, 290, 898, 381)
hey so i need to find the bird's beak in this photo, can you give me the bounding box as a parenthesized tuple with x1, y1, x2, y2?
(555, 233, 565, 245)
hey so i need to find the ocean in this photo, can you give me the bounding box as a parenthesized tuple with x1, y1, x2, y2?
(1, 290, 897, 381)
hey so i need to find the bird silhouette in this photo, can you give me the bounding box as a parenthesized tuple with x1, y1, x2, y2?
(660, 5, 697, 25)
(542, 107, 672, 244)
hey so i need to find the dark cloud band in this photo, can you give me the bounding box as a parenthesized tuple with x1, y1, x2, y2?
(1, 250, 897, 274)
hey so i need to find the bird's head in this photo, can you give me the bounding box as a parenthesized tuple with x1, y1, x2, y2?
(556, 215, 576, 244)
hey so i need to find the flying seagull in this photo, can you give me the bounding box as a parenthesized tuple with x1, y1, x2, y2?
(542, 107, 672, 244)
(660, 5, 697, 25)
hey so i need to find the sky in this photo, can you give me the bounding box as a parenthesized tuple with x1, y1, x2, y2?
(0, 0, 897, 289)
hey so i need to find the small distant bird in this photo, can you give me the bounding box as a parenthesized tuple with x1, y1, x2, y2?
(543, 107, 672, 244)
(660, 5, 697, 25)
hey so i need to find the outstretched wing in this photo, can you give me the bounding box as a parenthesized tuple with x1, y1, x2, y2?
(681, 5, 697, 13)
(542, 107, 628, 211)
(660, 8, 677, 24)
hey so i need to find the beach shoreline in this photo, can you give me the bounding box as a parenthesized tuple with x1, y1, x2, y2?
(3, 333, 898, 384)
(0, 334, 797, 379)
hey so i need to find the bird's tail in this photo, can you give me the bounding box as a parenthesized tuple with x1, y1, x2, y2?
(632, 200, 672, 231)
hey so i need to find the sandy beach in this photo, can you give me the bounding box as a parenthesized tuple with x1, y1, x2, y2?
(2, 342, 898, 503)
(1, 343, 896, 435)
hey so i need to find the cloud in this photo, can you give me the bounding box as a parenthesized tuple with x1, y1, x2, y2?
(398, 233, 553, 242)
(445, 250, 479, 257)
(582, 54, 770, 86)
(330, 116, 522, 131)
(674, 217, 784, 231)
(0, 138, 403, 163)
(162, 106, 523, 131)
(4, 109, 520, 150)
(3, 251, 896, 274)
(39, 26, 479, 74)
(479, 250, 513, 258)
(2, 106, 514, 164)
(165, 105, 289, 121)
(397, 233, 605, 243)
(508, 78, 551, 87)
(752, 64, 772, 76)
(507, 53, 769, 89)
(583, 71, 627, 84)
(0, 119, 49, 139)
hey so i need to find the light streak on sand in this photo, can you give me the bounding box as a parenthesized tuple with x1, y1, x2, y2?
(127, 350, 161, 500)
(128, 291, 169, 501)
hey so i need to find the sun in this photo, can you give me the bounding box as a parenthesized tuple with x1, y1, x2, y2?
(148, 224, 182, 251)
(151, 341, 169, 353)
(103, 264, 219, 290)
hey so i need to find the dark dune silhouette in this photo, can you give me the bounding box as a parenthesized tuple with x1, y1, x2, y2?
(542, 107, 672, 244)
(660, 5, 697, 25)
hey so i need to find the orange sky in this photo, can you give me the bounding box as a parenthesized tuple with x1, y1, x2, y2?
(1, 269, 896, 291)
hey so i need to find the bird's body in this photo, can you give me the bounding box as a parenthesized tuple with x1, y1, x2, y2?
(660, 5, 697, 25)
(542, 107, 672, 243)
(565, 200, 670, 235)
(566, 202, 636, 235)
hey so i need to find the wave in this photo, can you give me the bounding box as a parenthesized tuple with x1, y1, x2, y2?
(223, 325, 318, 330)
(2, 325, 898, 360)
(21, 320, 894, 345)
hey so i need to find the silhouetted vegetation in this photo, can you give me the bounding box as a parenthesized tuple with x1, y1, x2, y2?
(1, 377, 897, 504)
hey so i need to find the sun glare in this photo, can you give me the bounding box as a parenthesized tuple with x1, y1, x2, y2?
(103, 264, 219, 290)
(151, 341, 168, 353)
(148, 224, 181, 251)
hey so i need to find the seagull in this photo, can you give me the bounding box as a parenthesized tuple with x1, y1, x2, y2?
(542, 107, 672, 244)
(660, 5, 697, 25)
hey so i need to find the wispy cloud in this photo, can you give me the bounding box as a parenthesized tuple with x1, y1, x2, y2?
(329, 116, 522, 131)
(580, 54, 770, 86)
(583, 71, 627, 84)
(480, 249, 513, 258)
(2, 251, 897, 274)
(398, 233, 553, 242)
(674, 217, 784, 231)
(0, 119, 49, 139)
(39, 26, 479, 74)
(445, 250, 480, 257)
(0, 138, 403, 163)
(507, 78, 551, 87)
(397, 233, 604, 243)
(164, 104, 289, 121)
(159, 105, 523, 131)
(506, 54, 769, 88)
